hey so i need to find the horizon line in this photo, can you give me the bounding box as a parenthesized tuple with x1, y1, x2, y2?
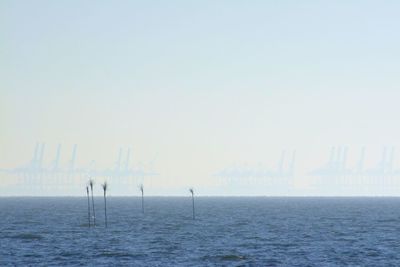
(2, 195, 400, 198)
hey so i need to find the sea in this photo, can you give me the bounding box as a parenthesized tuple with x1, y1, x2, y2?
(1, 197, 400, 266)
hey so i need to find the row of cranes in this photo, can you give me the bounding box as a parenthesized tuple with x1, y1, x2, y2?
(216, 146, 400, 189)
(29, 143, 77, 172)
(216, 150, 296, 185)
(0, 143, 155, 182)
(3, 144, 400, 191)
(7, 145, 398, 179)
(310, 146, 398, 177)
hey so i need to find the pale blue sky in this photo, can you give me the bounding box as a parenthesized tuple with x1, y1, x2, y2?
(1, 1, 400, 195)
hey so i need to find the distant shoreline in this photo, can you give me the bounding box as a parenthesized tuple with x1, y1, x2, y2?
(2, 195, 400, 198)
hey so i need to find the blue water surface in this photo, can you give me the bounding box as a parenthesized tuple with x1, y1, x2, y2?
(1, 197, 400, 266)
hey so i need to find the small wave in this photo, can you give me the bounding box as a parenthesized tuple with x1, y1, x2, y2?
(59, 251, 82, 257)
(11, 233, 43, 240)
(376, 218, 397, 223)
(99, 251, 144, 259)
(219, 254, 247, 261)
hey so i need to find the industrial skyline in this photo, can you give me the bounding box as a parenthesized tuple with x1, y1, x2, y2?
(0, 143, 157, 195)
(2, 143, 400, 196)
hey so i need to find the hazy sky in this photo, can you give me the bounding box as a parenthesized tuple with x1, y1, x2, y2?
(1, 1, 400, 195)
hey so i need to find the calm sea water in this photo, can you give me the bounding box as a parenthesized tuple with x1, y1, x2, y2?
(1, 197, 400, 266)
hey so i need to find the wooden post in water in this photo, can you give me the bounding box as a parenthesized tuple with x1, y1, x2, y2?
(86, 186, 91, 227)
(102, 182, 108, 227)
(139, 184, 144, 214)
(189, 188, 195, 220)
(89, 179, 96, 226)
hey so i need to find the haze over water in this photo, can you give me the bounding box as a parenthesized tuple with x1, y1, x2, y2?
(2, 1, 400, 265)
(2, 1, 400, 196)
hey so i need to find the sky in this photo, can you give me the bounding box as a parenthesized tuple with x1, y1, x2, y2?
(1, 1, 400, 196)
